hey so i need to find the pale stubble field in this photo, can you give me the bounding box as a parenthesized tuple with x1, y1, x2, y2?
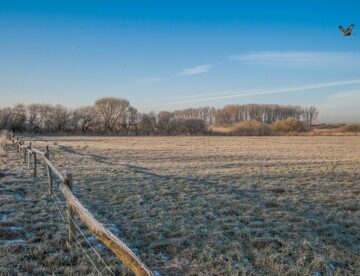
(1, 136, 360, 275)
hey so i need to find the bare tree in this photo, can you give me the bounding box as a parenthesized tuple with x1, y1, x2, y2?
(157, 111, 174, 135)
(73, 106, 96, 133)
(95, 97, 130, 132)
(27, 104, 47, 131)
(0, 107, 15, 130)
(304, 106, 319, 126)
(182, 119, 207, 135)
(48, 105, 69, 132)
(127, 106, 138, 134)
(11, 104, 27, 131)
(139, 112, 156, 136)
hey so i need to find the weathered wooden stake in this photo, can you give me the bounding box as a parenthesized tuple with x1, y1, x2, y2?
(28, 142, 32, 169)
(23, 146, 27, 164)
(65, 173, 75, 248)
(20, 139, 23, 156)
(45, 145, 53, 196)
(17, 138, 20, 155)
(33, 152, 37, 177)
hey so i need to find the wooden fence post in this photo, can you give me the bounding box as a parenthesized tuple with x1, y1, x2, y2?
(65, 173, 75, 248)
(33, 152, 37, 177)
(23, 146, 27, 164)
(28, 142, 32, 169)
(20, 140, 23, 157)
(19, 141, 21, 157)
(17, 138, 20, 155)
(45, 145, 53, 196)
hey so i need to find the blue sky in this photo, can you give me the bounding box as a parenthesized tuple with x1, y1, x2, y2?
(1, 0, 360, 122)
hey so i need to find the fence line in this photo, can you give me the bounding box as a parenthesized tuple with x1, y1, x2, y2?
(51, 191, 115, 275)
(8, 134, 153, 276)
(50, 192, 105, 275)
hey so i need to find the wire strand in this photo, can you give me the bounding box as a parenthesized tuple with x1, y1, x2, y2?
(52, 192, 115, 276)
(50, 193, 104, 276)
(15, 139, 117, 276)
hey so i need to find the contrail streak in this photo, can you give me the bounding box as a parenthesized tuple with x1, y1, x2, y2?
(165, 79, 360, 105)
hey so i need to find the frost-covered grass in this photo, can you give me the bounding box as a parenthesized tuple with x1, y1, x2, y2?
(2, 136, 360, 275)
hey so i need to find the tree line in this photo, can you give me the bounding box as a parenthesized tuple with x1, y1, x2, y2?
(155, 104, 318, 132)
(0, 97, 318, 135)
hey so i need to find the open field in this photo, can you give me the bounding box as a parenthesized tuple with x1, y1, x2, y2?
(1, 136, 360, 275)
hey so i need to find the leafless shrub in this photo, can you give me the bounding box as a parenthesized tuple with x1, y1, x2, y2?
(228, 120, 272, 136)
(272, 117, 310, 133)
(342, 124, 360, 133)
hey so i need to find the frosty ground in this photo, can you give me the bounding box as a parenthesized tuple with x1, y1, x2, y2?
(1, 136, 360, 275)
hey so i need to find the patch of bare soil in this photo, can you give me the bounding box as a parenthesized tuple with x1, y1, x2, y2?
(252, 240, 283, 250)
(270, 188, 286, 193)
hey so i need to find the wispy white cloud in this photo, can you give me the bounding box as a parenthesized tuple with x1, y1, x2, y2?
(229, 51, 360, 66)
(178, 64, 213, 76)
(164, 79, 360, 105)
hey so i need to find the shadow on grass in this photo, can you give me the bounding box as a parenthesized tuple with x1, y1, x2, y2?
(123, 163, 259, 194)
(82, 163, 360, 274)
(56, 144, 115, 165)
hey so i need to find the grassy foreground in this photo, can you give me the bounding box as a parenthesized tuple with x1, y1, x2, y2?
(1, 136, 360, 275)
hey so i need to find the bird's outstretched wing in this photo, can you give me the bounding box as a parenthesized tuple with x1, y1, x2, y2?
(339, 25, 346, 34)
(348, 24, 355, 32)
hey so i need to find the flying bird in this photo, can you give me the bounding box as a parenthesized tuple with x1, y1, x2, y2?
(339, 24, 355, 36)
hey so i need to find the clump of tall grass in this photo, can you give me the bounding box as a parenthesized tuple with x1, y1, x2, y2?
(342, 124, 360, 133)
(271, 117, 309, 134)
(228, 120, 272, 136)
